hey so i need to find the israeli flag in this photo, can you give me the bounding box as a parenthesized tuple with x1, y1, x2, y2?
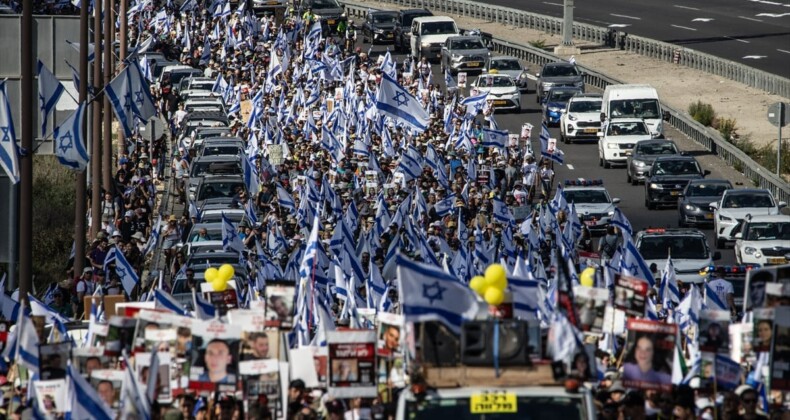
(509, 276, 540, 320)
(444, 68, 456, 89)
(29, 295, 71, 324)
(610, 207, 633, 238)
(121, 353, 151, 420)
(660, 255, 680, 308)
(68, 364, 114, 420)
(397, 145, 424, 182)
(704, 280, 728, 311)
(276, 183, 295, 212)
(0, 81, 19, 184)
(221, 212, 244, 253)
(199, 36, 211, 66)
(433, 193, 457, 217)
(192, 288, 216, 320)
(37, 60, 65, 137)
(154, 289, 188, 315)
(14, 306, 40, 374)
(212, 74, 229, 96)
(461, 91, 489, 118)
(139, 55, 153, 82)
(375, 72, 430, 133)
(143, 215, 161, 257)
(396, 254, 483, 334)
(492, 197, 515, 225)
(180, 0, 197, 11)
(620, 239, 656, 287)
(66, 40, 95, 62)
(481, 127, 508, 149)
(53, 101, 90, 171)
(114, 248, 140, 296)
(65, 60, 81, 93)
(105, 61, 157, 137)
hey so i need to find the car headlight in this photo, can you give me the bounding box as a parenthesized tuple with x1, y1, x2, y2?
(374, 28, 385, 34)
(720, 215, 733, 222)
(632, 160, 646, 167)
(684, 204, 698, 211)
(421, 42, 432, 48)
(650, 183, 661, 189)
(574, 81, 584, 87)
(607, 211, 615, 216)
(743, 246, 757, 255)
(541, 82, 554, 89)
(451, 53, 462, 60)
(548, 106, 562, 112)
(341, 12, 347, 18)
(607, 143, 618, 149)
(568, 114, 577, 121)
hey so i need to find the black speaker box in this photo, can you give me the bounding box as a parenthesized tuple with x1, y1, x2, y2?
(461, 320, 532, 367)
(419, 321, 460, 367)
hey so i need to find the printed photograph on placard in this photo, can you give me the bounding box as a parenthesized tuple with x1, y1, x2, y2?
(238, 359, 282, 419)
(39, 343, 71, 380)
(265, 282, 296, 329)
(376, 313, 403, 357)
(144, 327, 178, 356)
(104, 316, 137, 357)
(240, 330, 280, 361)
(72, 347, 107, 379)
(699, 310, 730, 354)
(770, 307, 790, 391)
(753, 307, 774, 353)
(90, 369, 125, 411)
(33, 379, 67, 419)
(457, 72, 467, 88)
(327, 330, 378, 398)
(622, 319, 676, 392)
(188, 322, 243, 393)
(573, 286, 609, 334)
(136, 352, 173, 404)
(614, 275, 648, 318)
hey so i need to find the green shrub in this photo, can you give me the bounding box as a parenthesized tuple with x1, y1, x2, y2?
(688, 100, 716, 126)
(714, 117, 738, 141)
(529, 38, 547, 49)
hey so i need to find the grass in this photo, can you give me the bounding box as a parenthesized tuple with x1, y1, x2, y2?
(688, 100, 716, 127)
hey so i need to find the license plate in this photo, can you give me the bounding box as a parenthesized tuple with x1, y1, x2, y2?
(704, 213, 714, 219)
(493, 100, 508, 105)
(584, 128, 598, 133)
(584, 220, 597, 226)
(768, 257, 786, 265)
(670, 191, 680, 196)
(625, 151, 632, 156)
(386, 34, 393, 38)
(470, 392, 517, 414)
(327, 19, 335, 25)
(467, 62, 481, 67)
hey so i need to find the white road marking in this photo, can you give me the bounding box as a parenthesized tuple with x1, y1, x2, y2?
(738, 15, 764, 22)
(777, 49, 790, 54)
(671, 24, 698, 31)
(692, 18, 714, 22)
(756, 12, 790, 17)
(608, 23, 632, 28)
(726, 36, 750, 44)
(748, 0, 790, 7)
(567, 164, 575, 170)
(610, 13, 642, 20)
(542, 1, 564, 6)
(743, 55, 767, 59)
(673, 5, 700, 10)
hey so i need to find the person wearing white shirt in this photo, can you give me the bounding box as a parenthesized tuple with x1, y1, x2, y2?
(709, 267, 737, 318)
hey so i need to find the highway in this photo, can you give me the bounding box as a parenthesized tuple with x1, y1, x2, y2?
(364, 42, 742, 265)
(488, 0, 790, 78)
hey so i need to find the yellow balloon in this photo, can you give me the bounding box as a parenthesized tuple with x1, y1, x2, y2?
(218, 264, 235, 282)
(212, 277, 228, 292)
(204, 267, 219, 283)
(580, 267, 596, 288)
(484, 264, 508, 291)
(469, 276, 487, 296)
(484, 287, 505, 306)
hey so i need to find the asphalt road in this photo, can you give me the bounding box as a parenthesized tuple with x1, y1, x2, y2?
(365, 42, 739, 265)
(487, 0, 790, 78)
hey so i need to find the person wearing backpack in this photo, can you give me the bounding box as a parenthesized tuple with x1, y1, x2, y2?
(598, 225, 621, 259)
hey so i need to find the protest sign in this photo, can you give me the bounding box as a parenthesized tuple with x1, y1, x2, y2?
(770, 306, 790, 390)
(614, 275, 649, 318)
(327, 330, 377, 398)
(602, 306, 626, 335)
(90, 370, 124, 409)
(136, 352, 173, 404)
(73, 346, 107, 377)
(622, 319, 676, 391)
(188, 321, 243, 393)
(239, 358, 282, 419)
(268, 144, 284, 165)
(265, 282, 296, 329)
(511, 205, 531, 222)
(228, 309, 268, 332)
(753, 307, 775, 353)
(457, 72, 467, 88)
(376, 312, 403, 358)
(578, 251, 602, 271)
(573, 286, 609, 334)
(240, 330, 279, 361)
(33, 379, 67, 418)
(521, 123, 533, 140)
(699, 310, 730, 354)
(729, 322, 753, 363)
(289, 346, 320, 389)
(39, 343, 71, 380)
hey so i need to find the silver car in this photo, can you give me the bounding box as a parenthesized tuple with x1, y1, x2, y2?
(440, 35, 491, 75)
(626, 139, 680, 185)
(536, 61, 584, 103)
(483, 56, 529, 91)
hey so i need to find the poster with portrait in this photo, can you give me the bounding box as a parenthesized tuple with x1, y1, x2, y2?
(614, 275, 649, 318)
(457, 72, 467, 88)
(743, 265, 790, 311)
(700, 353, 741, 390)
(312, 346, 329, 387)
(188, 321, 243, 394)
(104, 316, 138, 357)
(573, 286, 609, 334)
(327, 330, 377, 398)
(753, 307, 775, 353)
(770, 306, 790, 391)
(33, 379, 67, 418)
(136, 352, 173, 404)
(72, 346, 107, 378)
(90, 369, 124, 410)
(144, 327, 177, 356)
(521, 123, 533, 140)
(766, 281, 790, 307)
(265, 282, 296, 329)
(39, 343, 71, 381)
(621, 319, 676, 391)
(238, 358, 283, 419)
(376, 313, 403, 357)
(240, 330, 280, 361)
(729, 322, 753, 363)
(699, 310, 730, 354)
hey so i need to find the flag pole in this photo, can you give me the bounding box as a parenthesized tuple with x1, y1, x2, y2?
(90, 0, 104, 239)
(18, 0, 33, 303)
(102, 0, 114, 194)
(118, 0, 128, 158)
(74, 0, 90, 284)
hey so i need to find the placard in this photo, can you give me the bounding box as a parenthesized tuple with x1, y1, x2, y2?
(508, 134, 519, 148)
(72, 346, 107, 378)
(729, 322, 752, 363)
(770, 306, 790, 390)
(239, 359, 282, 419)
(699, 310, 730, 354)
(622, 319, 676, 391)
(578, 251, 602, 272)
(521, 123, 533, 140)
(265, 282, 296, 329)
(327, 330, 377, 398)
(268, 144, 284, 166)
(39, 343, 71, 381)
(614, 275, 648, 318)
(289, 346, 320, 389)
(228, 309, 268, 332)
(457, 72, 467, 88)
(136, 352, 173, 404)
(240, 330, 280, 361)
(376, 313, 403, 358)
(573, 286, 609, 334)
(699, 353, 741, 390)
(753, 307, 775, 353)
(188, 321, 243, 393)
(511, 205, 531, 221)
(602, 306, 626, 335)
(240, 99, 252, 123)
(33, 379, 67, 418)
(90, 370, 123, 409)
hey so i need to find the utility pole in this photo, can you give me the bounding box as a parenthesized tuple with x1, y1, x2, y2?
(74, 0, 90, 278)
(91, 0, 103, 239)
(19, 0, 33, 302)
(103, 0, 113, 193)
(554, 0, 581, 57)
(118, 0, 128, 156)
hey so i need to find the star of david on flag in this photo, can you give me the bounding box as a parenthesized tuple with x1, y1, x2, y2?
(0, 81, 19, 184)
(37, 60, 65, 137)
(375, 72, 430, 133)
(54, 101, 90, 171)
(105, 61, 156, 137)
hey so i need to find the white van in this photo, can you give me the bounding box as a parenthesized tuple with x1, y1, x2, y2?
(601, 84, 670, 138)
(410, 16, 460, 62)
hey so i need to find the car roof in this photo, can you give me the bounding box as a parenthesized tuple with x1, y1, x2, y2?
(688, 178, 731, 185)
(191, 222, 223, 229)
(193, 155, 242, 163)
(400, 8, 431, 15)
(746, 214, 790, 222)
(543, 62, 576, 68)
(635, 139, 674, 145)
(637, 228, 706, 237)
(609, 118, 649, 123)
(414, 16, 455, 23)
(653, 155, 697, 162)
(569, 93, 602, 100)
(369, 10, 398, 15)
(548, 86, 583, 92)
(200, 174, 243, 181)
(446, 35, 483, 41)
(724, 188, 772, 195)
(489, 55, 520, 61)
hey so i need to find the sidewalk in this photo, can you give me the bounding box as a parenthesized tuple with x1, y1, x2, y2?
(354, 0, 786, 149)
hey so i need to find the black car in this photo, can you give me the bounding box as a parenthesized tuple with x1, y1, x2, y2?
(644, 156, 710, 210)
(362, 10, 400, 44)
(678, 179, 733, 227)
(626, 139, 680, 185)
(393, 9, 433, 53)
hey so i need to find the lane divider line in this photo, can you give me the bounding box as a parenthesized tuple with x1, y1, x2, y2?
(671, 24, 698, 31)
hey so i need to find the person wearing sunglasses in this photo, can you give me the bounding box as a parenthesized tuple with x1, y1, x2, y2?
(735, 385, 768, 420)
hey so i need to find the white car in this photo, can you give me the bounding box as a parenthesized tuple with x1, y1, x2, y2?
(597, 118, 653, 168)
(563, 179, 620, 235)
(710, 189, 786, 249)
(471, 74, 521, 112)
(734, 215, 790, 265)
(560, 93, 602, 144)
(635, 228, 720, 284)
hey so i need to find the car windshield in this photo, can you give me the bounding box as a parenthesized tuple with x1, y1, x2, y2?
(197, 181, 245, 201)
(564, 190, 610, 204)
(202, 145, 242, 156)
(450, 39, 485, 49)
(608, 122, 649, 136)
(478, 76, 514, 87)
(639, 236, 709, 260)
(723, 193, 774, 208)
(636, 142, 678, 155)
(189, 81, 214, 91)
(609, 99, 661, 119)
(311, 0, 340, 9)
(744, 222, 790, 241)
(490, 60, 521, 71)
(190, 161, 242, 177)
(652, 160, 700, 175)
(685, 183, 729, 197)
(373, 13, 397, 23)
(404, 395, 585, 420)
(421, 22, 456, 35)
(188, 227, 222, 242)
(548, 89, 579, 103)
(541, 65, 579, 77)
(568, 100, 602, 113)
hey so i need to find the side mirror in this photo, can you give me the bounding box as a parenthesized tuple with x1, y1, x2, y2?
(703, 170, 711, 177)
(779, 201, 787, 208)
(535, 72, 540, 77)
(663, 110, 671, 121)
(712, 251, 722, 261)
(612, 198, 621, 204)
(709, 202, 718, 210)
(600, 112, 607, 122)
(734, 232, 743, 239)
(597, 132, 604, 138)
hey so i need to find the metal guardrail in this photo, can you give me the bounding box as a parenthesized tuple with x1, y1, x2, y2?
(345, 0, 790, 99)
(343, 1, 790, 203)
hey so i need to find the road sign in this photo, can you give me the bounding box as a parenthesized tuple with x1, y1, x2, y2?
(768, 102, 788, 128)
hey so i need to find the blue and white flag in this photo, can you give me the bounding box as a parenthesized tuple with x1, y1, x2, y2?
(29, 295, 71, 324)
(548, 312, 583, 363)
(105, 61, 157, 137)
(620, 239, 656, 287)
(66, 40, 95, 62)
(68, 364, 114, 420)
(115, 248, 140, 296)
(143, 215, 161, 256)
(610, 207, 633, 238)
(139, 56, 153, 82)
(375, 72, 430, 133)
(192, 289, 216, 320)
(397, 145, 424, 182)
(221, 212, 244, 253)
(660, 255, 680, 308)
(0, 81, 19, 184)
(444, 68, 456, 89)
(37, 60, 65, 137)
(53, 101, 90, 171)
(481, 127, 508, 149)
(15, 306, 40, 375)
(396, 254, 482, 334)
(509, 276, 540, 320)
(433, 193, 457, 217)
(65, 60, 81, 93)
(461, 91, 488, 118)
(492, 197, 515, 225)
(154, 289, 188, 315)
(121, 353, 151, 420)
(704, 280, 728, 311)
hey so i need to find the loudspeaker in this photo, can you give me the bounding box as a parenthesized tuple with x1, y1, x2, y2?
(419, 321, 460, 367)
(461, 320, 532, 367)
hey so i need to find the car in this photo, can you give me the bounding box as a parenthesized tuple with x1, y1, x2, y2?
(192, 174, 247, 212)
(542, 87, 583, 126)
(563, 179, 621, 235)
(626, 139, 680, 185)
(440, 35, 491, 75)
(301, 0, 347, 35)
(393, 9, 433, 53)
(559, 93, 602, 144)
(187, 155, 243, 195)
(410, 16, 459, 61)
(597, 118, 652, 168)
(634, 228, 721, 284)
(190, 127, 233, 151)
(535, 61, 585, 103)
(470, 74, 521, 112)
(677, 179, 732, 227)
(196, 136, 245, 157)
(158, 65, 203, 93)
(734, 215, 790, 266)
(644, 155, 710, 210)
(361, 10, 399, 44)
(482, 56, 529, 91)
(200, 206, 246, 224)
(184, 97, 226, 114)
(179, 76, 215, 97)
(711, 189, 786, 249)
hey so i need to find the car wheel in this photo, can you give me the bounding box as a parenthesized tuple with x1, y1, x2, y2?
(626, 171, 632, 183)
(646, 199, 655, 210)
(716, 236, 726, 249)
(599, 155, 603, 167)
(603, 159, 611, 169)
(631, 175, 638, 186)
